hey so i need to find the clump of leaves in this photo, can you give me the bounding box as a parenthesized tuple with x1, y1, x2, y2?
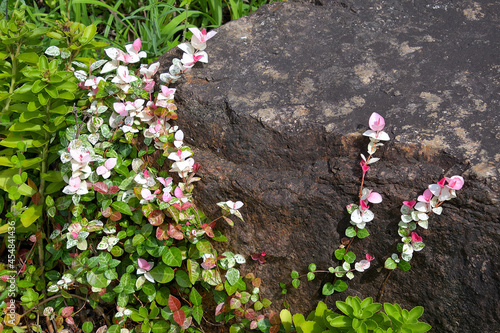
(280, 297, 431, 333)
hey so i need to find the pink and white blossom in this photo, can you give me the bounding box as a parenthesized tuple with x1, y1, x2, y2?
(111, 66, 138, 93)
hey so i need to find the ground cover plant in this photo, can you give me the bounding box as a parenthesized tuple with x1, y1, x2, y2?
(0, 3, 464, 333)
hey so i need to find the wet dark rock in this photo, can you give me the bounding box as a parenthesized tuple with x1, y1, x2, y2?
(157, 0, 500, 331)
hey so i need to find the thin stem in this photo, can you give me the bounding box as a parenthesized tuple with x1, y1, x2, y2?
(18, 294, 89, 320)
(377, 269, 394, 302)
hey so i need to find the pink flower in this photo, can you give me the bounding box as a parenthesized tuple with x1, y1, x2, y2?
(369, 112, 385, 131)
(411, 232, 422, 243)
(445, 176, 464, 190)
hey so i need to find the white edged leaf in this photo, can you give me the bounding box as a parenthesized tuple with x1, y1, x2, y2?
(45, 46, 61, 57)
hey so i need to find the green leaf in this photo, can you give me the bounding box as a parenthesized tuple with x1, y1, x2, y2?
(327, 315, 352, 328)
(291, 270, 299, 279)
(308, 263, 316, 271)
(111, 201, 132, 215)
(151, 320, 170, 333)
(162, 247, 183, 267)
(190, 287, 202, 306)
(225, 268, 240, 286)
(187, 259, 200, 284)
(38, 54, 49, 71)
(357, 228, 370, 239)
(322, 282, 334, 296)
(333, 280, 348, 292)
(335, 248, 346, 260)
(175, 270, 191, 288)
(107, 325, 121, 333)
(336, 301, 354, 317)
(82, 321, 93, 333)
(384, 258, 397, 270)
(299, 321, 324, 333)
(408, 306, 424, 322)
(86, 271, 109, 288)
(20, 205, 43, 227)
(398, 261, 411, 271)
(150, 264, 175, 283)
(307, 272, 315, 281)
(292, 278, 300, 289)
(344, 251, 356, 263)
(192, 305, 203, 324)
(280, 309, 293, 333)
(345, 226, 357, 237)
(17, 52, 39, 64)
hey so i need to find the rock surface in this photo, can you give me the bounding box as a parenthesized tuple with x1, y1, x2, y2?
(158, 0, 500, 331)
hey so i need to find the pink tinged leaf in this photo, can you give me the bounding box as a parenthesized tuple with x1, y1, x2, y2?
(223, 216, 234, 226)
(201, 224, 214, 238)
(250, 321, 258, 330)
(104, 158, 117, 170)
(403, 200, 416, 208)
(157, 177, 172, 186)
(93, 182, 109, 194)
(110, 210, 122, 221)
(215, 302, 225, 316)
(367, 191, 382, 204)
(445, 175, 464, 190)
(233, 201, 244, 210)
(61, 306, 74, 318)
(163, 193, 172, 203)
(96, 166, 107, 176)
(437, 178, 446, 188)
(148, 210, 165, 226)
(201, 257, 216, 269)
(156, 224, 169, 240)
(181, 202, 192, 210)
(101, 207, 112, 217)
(108, 185, 120, 194)
(181, 316, 192, 329)
(169, 295, 182, 311)
(360, 161, 370, 173)
(65, 317, 75, 326)
(411, 232, 423, 243)
(144, 80, 155, 92)
(366, 253, 375, 261)
(168, 223, 184, 240)
(359, 199, 369, 211)
(173, 310, 185, 326)
(72, 232, 79, 239)
(245, 308, 256, 320)
(138, 258, 151, 271)
(369, 112, 385, 131)
(174, 187, 183, 198)
(133, 38, 141, 52)
(141, 188, 154, 200)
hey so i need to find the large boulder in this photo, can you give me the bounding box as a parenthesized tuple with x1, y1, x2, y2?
(157, 0, 500, 331)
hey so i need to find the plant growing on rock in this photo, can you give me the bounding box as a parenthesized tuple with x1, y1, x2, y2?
(0, 16, 273, 331)
(278, 113, 463, 333)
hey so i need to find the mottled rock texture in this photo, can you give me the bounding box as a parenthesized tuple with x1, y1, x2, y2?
(157, 0, 500, 331)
